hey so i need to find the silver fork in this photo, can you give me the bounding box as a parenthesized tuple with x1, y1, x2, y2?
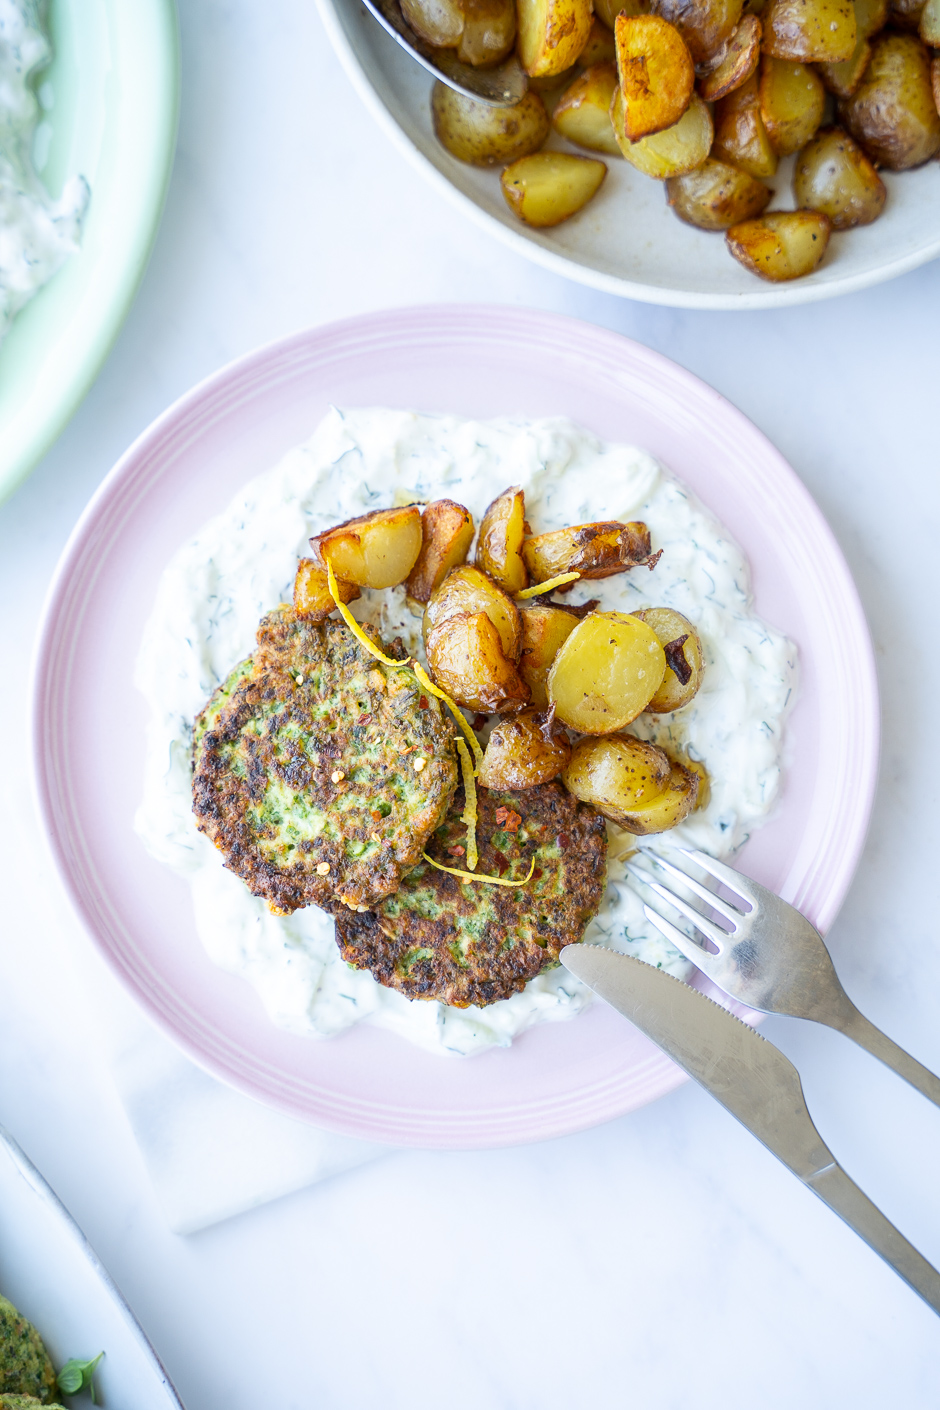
(625, 846, 940, 1109)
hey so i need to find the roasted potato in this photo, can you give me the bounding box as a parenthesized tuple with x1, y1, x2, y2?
(759, 56, 826, 151)
(712, 72, 779, 175)
(563, 733, 672, 823)
(933, 52, 940, 108)
(517, 0, 594, 76)
(523, 519, 656, 582)
(612, 88, 714, 174)
(891, 0, 927, 28)
(839, 31, 940, 168)
(856, 0, 889, 35)
(762, 0, 856, 60)
(579, 15, 618, 64)
(921, 0, 940, 43)
(476, 487, 528, 594)
(547, 611, 666, 733)
(501, 152, 608, 225)
(819, 36, 873, 98)
(309, 505, 423, 589)
(458, 0, 517, 63)
(406, 499, 475, 606)
(793, 125, 887, 226)
(651, 0, 745, 67)
(477, 709, 572, 788)
(293, 559, 361, 621)
(614, 14, 695, 140)
(518, 603, 581, 707)
(594, 0, 648, 27)
(630, 607, 705, 711)
(666, 156, 772, 228)
(726, 208, 832, 280)
(431, 83, 550, 165)
(614, 759, 700, 833)
(552, 62, 623, 154)
(426, 611, 529, 713)
(424, 564, 523, 661)
(403, 0, 465, 46)
(698, 14, 763, 100)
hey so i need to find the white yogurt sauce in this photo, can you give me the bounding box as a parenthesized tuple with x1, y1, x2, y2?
(135, 409, 797, 1057)
(0, 1, 88, 343)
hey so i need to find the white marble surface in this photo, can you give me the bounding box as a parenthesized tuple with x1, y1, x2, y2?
(3, 2, 940, 1405)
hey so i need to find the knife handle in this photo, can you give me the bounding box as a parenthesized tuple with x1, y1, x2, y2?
(836, 1004, 940, 1111)
(806, 1162, 940, 1314)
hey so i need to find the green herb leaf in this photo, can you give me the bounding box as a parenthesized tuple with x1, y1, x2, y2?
(57, 1351, 104, 1400)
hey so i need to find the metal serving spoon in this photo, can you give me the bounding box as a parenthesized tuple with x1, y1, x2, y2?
(354, 0, 528, 105)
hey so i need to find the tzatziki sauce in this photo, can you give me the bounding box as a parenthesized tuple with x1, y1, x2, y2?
(135, 409, 797, 1057)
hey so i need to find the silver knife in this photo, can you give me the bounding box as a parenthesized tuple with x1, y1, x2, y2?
(561, 944, 940, 1316)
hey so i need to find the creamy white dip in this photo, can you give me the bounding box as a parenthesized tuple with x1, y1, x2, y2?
(0, 1, 88, 343)
(135, 409, 796, 1057)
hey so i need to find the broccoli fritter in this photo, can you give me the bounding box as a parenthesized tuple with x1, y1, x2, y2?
(334, 781, 607, 1006)
(0, 1296, 57, 1405)
(192, 607, 459, 913)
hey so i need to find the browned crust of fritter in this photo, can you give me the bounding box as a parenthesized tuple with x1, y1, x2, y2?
(334, 781, 608, 1007)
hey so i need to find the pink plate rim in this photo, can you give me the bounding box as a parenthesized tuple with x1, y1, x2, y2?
(31, 304, 880, 1148)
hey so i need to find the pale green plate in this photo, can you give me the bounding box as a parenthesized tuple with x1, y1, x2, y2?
(0, 0, 180, 505)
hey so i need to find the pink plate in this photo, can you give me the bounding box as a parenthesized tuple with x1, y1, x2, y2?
(32, 305, 879, 1148)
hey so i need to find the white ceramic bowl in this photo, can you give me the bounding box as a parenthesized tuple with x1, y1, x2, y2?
(317, 0, 940, 309)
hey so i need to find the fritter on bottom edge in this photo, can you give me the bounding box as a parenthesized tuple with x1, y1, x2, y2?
(334, 780, 608, 1007)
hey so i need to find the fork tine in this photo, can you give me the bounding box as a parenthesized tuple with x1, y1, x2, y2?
(668, 846, 760, 907)
(635, 850, 743, 928)
(624, 859, 730, 951)
(641, 903, 724, 980)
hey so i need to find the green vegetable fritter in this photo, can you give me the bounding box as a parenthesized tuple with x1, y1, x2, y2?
(0, 1296, 57, 1405)
(334, 780, 608, 1006)
(192, 607, 459, 913)
(0, 1397, 66, 1408)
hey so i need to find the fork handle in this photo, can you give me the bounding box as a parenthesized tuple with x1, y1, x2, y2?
(806, 1162, 940, 1313)
(836, 1003, 940, 1110)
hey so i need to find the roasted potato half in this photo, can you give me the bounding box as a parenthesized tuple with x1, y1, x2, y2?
(699, 14, 763, 101)
(426, 611, 530, 713)
(713, 72, 779, 175)
(793, 125, 887, 226)
(431, 83, 550, 165)
(921, 0, 940, 43)
(762, 0, 856, 61)
(820, 36, 874, 98)
(406, 499, 476, 606)
(579, 15, 618, 64)
(501, 152, 608, 226)
(666, 156, 771, 228)
(523, 519, 656, 582)
(891, 0, 927, 28)
(458, 0, 517, 63)
(547, 611, 667, 733)
(651, 0, 745, 67)
(631, 608, 705, 711)
(552, 62, 623, 154)
(759, 56, 827, 152)
(309, 505, 423, 589)
(839, 31, 940, 168)
(424, 564, 523, 661)
(856, 0, 889, 35)
(563, 733, 672, 824)
(614, 14, 695, 140)
(615, 759, 700, 833)
(518, 0, 594, 76)
(293, 559, 361, 621)
(518, 603, 581, 707)
(477, 709, 572, 788)
(403, 0, 465, 45)
(726, 209, 832, 280)
(612, 89, 714, 175)
(476, 487, 528, 594)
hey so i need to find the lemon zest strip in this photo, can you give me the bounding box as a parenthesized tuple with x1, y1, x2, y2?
(455, 738, 479, 872)
(421, 853, 536, 888)
(326, 561, 400, 668)
(410, 659, 484, 770)
(515, 572, 581, 600)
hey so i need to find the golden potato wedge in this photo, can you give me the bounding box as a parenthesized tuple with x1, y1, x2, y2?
(614, 760, 700, 833)
(579, 15, 618, 64)
(630, 608, 705, 711)
(614, 14, 695, 140)
(759, 56, 826, 153)
(518, 603, 581, 707)
(726, 209, 831, 280)
(594, 0, 648, 28)
(458, 0, 517, 63)
(406, 499, 475, 606)
(819, 36, 873, 98)
(666, 156, 771, 228)
(921, 0, 940, 43)
(431, 83, 550, 165)
(712, 72, 779, 175)
(612, 88, 714, 174)
(839, 31, 940, 168)
(563, 733, 672, 824)
(762, 0, 856, 60)
(651, 0, 745, 67)
(477, 709, 572, 788)
(426, 611, 530, 713)
(518, 0, 593, 76)
(501, 152, 608, 226)
(856, 0, 889, 34)
(476, 487, 529, 594)
(793, 125, 886, 226)
(293, 559, 361, 622)
(547, 611, 666, 733)
(309, 505, 423, 589)
(402, 0, 466, 46)
(552, 62, 623, 154)
(698, 14, 763, 100)
(523, 519, 657, 582)
(424, 564, 523, 661)
(890, 0, 927, 29)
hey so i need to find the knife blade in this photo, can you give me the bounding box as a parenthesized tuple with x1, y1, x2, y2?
(561, 944, 940, 1315)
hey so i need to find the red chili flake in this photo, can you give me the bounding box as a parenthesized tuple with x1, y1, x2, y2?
(494, 853, 509, 875)
(358, 713, 373, 726)
(533, 867, 543, 880)
(557, 832, 570, 850)
(419, 696, 429, 709)
(447, 845, 465, 857)
(495, 806, 510, 824)
(370, 810, 382, 821)
(472, 714, 488, 731)
(503, 810, 522, 833)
